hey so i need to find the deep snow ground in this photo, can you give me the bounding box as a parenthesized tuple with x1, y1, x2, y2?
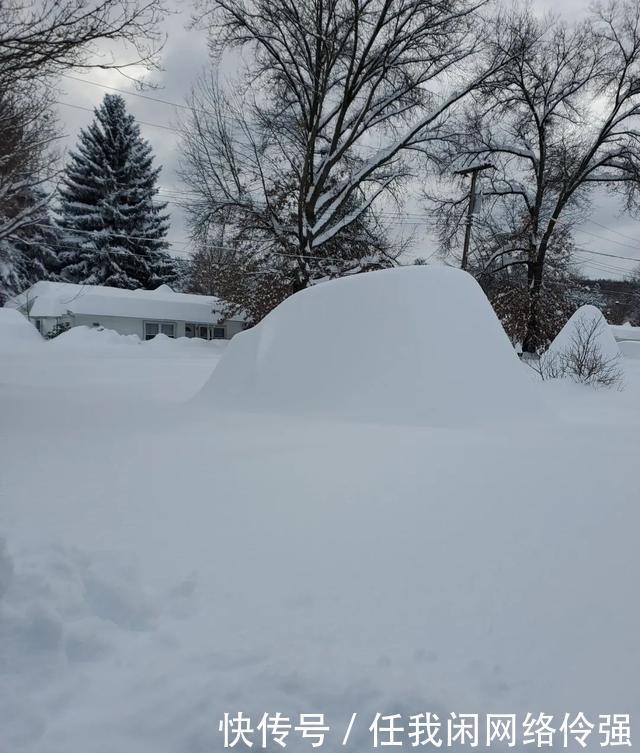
(1, 322, 639, 752)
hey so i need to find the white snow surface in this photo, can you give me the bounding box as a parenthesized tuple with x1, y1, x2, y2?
(1, 268, 640, 752)
(0, 324, 228, 403)
(202, 266, 535, 425)
(619, 340, 640, 358)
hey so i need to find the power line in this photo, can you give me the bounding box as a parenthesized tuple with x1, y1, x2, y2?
(59, 73, 442, 157)
(54, 74, 384, 152)
(55, 100, 181, 134)
(30, 223, 405, 265)
(574, 246, 640, 264)
(576, 253, 637, 272)
(62, 74, 197, 115)
(574, 225, 640, 252)
(49, 79, 640, 268)
(154, 187, 438, 221)
(585, 218, 640, 245)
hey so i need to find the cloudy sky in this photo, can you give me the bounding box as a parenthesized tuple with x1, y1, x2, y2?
(56, 0, 640, 280)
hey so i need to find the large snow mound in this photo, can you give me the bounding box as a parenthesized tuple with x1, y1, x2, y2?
(200, 266, 533, 425)
(0, 308, 42, 350)
(544, 305, 621, 366)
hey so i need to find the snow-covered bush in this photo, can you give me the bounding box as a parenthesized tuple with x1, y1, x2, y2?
(45, 321, 71, 340)
(539, 306, 623, 388)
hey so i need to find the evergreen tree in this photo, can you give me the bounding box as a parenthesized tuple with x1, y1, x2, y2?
(58, 94, 170, 289)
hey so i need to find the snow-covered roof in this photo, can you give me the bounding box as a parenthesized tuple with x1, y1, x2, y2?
(4, 281, 243, 324)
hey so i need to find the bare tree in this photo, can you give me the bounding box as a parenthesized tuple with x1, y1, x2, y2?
(0, 86, 59, 244)
(430, 2, 640, 353)
(0, 85, 64, 302)
(179, 77, 406, 315)
(187, 236, 294, 323)
(188, 0, 508, 291)
(478, 228, 594, 350)
(0, 0, 166, 86)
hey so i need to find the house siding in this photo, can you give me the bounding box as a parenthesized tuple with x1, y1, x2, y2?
(72, 314, 147, 338)
(35, 313, 244, 340)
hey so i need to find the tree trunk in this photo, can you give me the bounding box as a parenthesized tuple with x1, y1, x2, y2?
(521, 259, 543, 354)
(292, 245, 311, 294)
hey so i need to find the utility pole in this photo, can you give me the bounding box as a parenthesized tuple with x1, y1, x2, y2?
(454, 163, 494, 271)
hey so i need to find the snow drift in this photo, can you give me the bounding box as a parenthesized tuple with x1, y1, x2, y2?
(609, 321, 640, 343)
(0, 308, 42, 351)
(50, 325, 143, 351)
(48, 326, 228, 360)
(200, 266, 533, 425)
(540, 305, 623, 388)
(620, 340, 640, 359)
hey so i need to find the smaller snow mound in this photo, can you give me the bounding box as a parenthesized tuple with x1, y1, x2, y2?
(0, 308, 43, 351)
(610, 322, 640, 342)
(199, 266, 536, 426)
(144, 333, 180, 350)
(541, 306, 623, 386)
(49, 326, 142, 352)
(145, 333, 229, 358)
(620, 340, 640, 359)
(546, 306, 620, 362)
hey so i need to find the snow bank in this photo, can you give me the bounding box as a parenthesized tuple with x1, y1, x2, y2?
(0, 308, 42, 351)
(50, 325, 143, 351)
(200, 266, 533, 425)
(620, 340, 640, 359)
(2, 304, 640, 752)
(144, 332, 222, 354)
(610, 322, 640, 344)
(47, 326, 228, 360)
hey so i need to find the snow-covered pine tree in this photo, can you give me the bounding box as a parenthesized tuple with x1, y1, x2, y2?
(58, 94, 170, 289)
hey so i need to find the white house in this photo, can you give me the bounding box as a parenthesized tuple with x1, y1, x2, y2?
(4, 281, 247, 340)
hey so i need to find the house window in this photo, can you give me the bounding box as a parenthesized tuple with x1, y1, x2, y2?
(185, 323, 195, 338)
(144, 321, 176, 340)
(198, 325, 209, 339)
(144, 322, 159, 340)
(212, 326, 226, 339)
(34, 319, 41, 332)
